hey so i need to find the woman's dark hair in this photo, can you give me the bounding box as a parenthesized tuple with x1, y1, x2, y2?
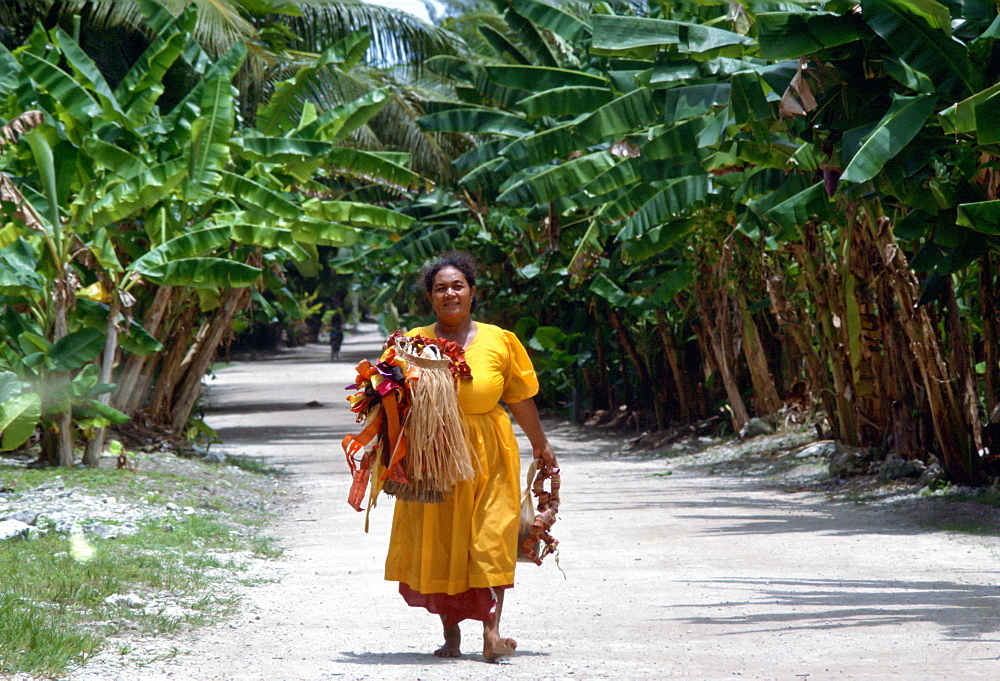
(422, 252, 479, 312)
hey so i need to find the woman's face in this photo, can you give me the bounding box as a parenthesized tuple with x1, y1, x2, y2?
(429, 266, 475, 325)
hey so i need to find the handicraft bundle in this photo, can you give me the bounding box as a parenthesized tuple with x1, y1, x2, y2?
(343, 332, 474, 522)
(518, 458, 561, 565)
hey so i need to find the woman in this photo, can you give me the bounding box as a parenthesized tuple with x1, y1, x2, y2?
(384, 252, 557, 661)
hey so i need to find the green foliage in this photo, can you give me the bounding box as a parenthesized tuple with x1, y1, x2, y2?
(0, 4, 424, 463)
(0, 453, 280, 677)
(323, 0, 1000, 483)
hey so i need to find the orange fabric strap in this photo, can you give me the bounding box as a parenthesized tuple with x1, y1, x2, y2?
(379, 390, 409, 483)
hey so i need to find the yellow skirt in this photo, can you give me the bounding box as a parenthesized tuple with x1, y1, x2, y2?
(384, 405, 521, 594)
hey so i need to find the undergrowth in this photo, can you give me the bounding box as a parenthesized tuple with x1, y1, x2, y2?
(0, 450, 284, 678)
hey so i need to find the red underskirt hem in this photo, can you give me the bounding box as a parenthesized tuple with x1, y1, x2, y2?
(398, 583, 512, 628)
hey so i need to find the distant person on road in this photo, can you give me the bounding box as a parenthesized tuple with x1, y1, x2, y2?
(384, 252, 558, 662)
(328, 312, 344, 362)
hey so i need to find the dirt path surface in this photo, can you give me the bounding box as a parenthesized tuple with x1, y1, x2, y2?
(98, 328, 1000, 680)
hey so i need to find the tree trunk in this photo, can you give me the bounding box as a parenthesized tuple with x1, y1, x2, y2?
(656, 312, 692, 423)
(980, 255, 999, 419)
(591, 301, 614, 411)
(115, 285, 173, 414)
(797, 223, 859, 446)
(54, 282, 74, 468)
(873, 216, 983, 483)
(83, 287, 121, 467)
(694, 288, 749, 432)
(170, 288, 251, 432)
(147, 304, 199, 424)
(765, 267, 836, 433)
(608, 309, 655, 426)
(943, 278, 983, 454)
(737, 291, 783, 415)
(876, 263, 925, 457)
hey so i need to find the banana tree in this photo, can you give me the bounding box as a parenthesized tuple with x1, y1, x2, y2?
(0, 7, 422, 464)
(403, 0, 1000, 482)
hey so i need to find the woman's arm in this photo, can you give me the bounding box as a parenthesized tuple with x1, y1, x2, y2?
(507, 397, 558, 468)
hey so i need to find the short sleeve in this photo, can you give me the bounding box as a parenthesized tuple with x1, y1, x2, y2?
(501, 329, 539, 404)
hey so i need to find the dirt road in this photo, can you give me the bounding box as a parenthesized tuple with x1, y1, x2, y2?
(94, 328, 1000, 680)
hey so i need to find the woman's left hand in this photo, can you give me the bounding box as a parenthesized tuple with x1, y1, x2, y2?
(533, 440, 558, 470)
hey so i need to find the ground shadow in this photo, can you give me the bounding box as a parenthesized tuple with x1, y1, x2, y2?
(667, 576, 1000, 641)
(336, 649, 547, 666)
(212, 424, 345, 446)
(204, 401, 333, 415)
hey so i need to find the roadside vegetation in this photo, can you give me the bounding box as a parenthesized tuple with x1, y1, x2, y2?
(0, 449, 285, 678)
(350, 0, 1000, 488)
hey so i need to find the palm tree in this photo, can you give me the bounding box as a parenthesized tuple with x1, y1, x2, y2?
(0, 0, 471, 181)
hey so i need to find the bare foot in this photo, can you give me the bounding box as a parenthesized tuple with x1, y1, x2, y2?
(434, 625, 462, 658)
(483, 634, 516, 662)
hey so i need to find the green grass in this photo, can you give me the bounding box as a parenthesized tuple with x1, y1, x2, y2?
(0, 452, 284, 678)
(224, 454, 285, 476)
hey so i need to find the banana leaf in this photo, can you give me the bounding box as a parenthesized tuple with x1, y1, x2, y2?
(0, 392, 41, 451)
(505, 7, 559, 68)
(975, 90, 1000, 145)
(325, 147, 425, 189)
(115, 6, 195, 121)
(74, 299, 162, 355)
(131, 226, 231, 274)
(757, 11, 870, 60)
(618, 176, 711, 238)
(256, 36, 371, 136)
(229, 223, 296, 250)
(220, 172, 300, 219)
(187, 74, 235, 197)
(50, 328, 105, 371)
(763, 181, 832, 231)
(957, 200, 1000, 234)
(139, 257, 261, 288)
(576, 89, 659, 142)
(861, 0, 975, 96)
(841, 93, 937, 184)
(579, 158, 642, 198)
(591, 15, 750, 58)
(0, 239, 45, 296)
(512, 0, 591, 43)
(499, 122, 588, 168)
(85, 158, 188, 230)
(426, 55, 486, 86)
(589, 273, 631, 307)
(87, 227, 123, 274)
(82, 138, 149, 179)
(53, 28, 127, 123)
(479, 25, 531, 65)
(75, 398, 130, 425)
(663, 84, 732, 122)
(730, 71, 772, 125)
(302, 200, 413, 231)
(458, 157, 510, 192)
(232, 137, 333, 164)
(940, 82, 1000, 134)
(289, 217, 357, 246)
(517, 86, 614, 119)
(0, 44, 20, 96)
(300, 89, 390, 145)
(622, 219, 697, 264)
(643, 119, 707, 160)
(497, 152, 618, 206)
(484, 65, 607, 91)
(418, 108, 533, 136)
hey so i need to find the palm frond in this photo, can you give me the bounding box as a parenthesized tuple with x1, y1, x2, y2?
(279, 0, 467, 70)
(71, 0, 258, 58)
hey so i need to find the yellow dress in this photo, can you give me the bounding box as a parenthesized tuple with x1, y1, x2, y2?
(384, 323, 538, 610)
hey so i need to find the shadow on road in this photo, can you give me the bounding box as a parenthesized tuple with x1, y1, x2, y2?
(669, 576, 1000, 641)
